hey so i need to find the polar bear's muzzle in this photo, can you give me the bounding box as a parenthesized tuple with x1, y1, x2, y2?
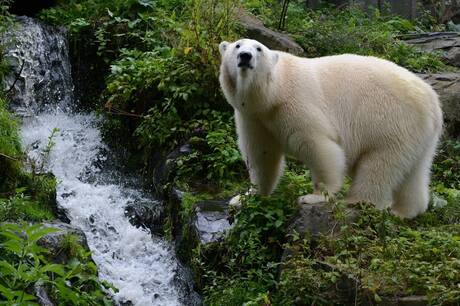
(237, 52, 254, 69)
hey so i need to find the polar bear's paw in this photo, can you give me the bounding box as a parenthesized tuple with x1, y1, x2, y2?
(229, 194, 244, 209)
(229, 188, 257, 209)
(297, 194, 327, 205)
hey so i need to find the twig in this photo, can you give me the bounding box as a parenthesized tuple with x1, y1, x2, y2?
(5, 59, 25, 96)
(278, 0, 290, 31)
(0, 152, 18, 161)
(105, 110, 145, 118)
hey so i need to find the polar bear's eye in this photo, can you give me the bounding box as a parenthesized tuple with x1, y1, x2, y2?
(236, 44, 240, 49)
(257, 47, 262, 52)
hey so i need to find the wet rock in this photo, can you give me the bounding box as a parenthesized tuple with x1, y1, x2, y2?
(3, 16, 73, 115)
(34, 281, 55, 306)
(152, 143, 193, 196)
(174, 262, 203, 306)
(124, 198, 164, 235)
(402, 32, 460, 67)
(38, 172, 70, 224)
(193, 200, 233, 244)
(169, 187, 186, 242)
(418, 72, 460, 137)
(38, 221, 89, 263)
(237, 9, 304, 55)
(51, 199, 70, 224)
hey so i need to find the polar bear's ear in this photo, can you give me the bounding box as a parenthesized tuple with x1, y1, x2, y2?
(219, 41, 229, 55)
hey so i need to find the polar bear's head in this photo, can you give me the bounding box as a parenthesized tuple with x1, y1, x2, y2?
(219, 39, 279, 102)
(219, 39, 278, 77)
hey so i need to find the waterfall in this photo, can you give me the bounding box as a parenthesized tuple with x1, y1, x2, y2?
(4, 16, 196, 306)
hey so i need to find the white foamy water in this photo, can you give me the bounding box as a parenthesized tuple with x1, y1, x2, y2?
(21, 111, 182, 305)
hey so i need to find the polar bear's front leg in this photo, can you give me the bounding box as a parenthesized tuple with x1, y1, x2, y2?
(297, 137, 346, 204)
(235, 111, 285, 196)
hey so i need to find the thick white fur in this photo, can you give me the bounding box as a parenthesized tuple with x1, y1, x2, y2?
(219, 39, 443, 219)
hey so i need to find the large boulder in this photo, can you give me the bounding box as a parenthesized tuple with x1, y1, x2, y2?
(124, 197, 164, 235)
(237, 9, 304, 55)
(38, 221, 89, 263)
(287, 202, 358, 240)
(192, 200, 233, 244)
(402, 32, 460, 67)
(282, 202, 359, 263)
(418, 72, 460, 137)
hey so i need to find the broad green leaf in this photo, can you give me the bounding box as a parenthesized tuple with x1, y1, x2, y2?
(0, 260, 17, 277)
(28, 227, 59, 243)
(41, 264, 65, 276)
(21, 292, 38, 301)
(2, 239, 23, 255)
(0, 283, 15, 300)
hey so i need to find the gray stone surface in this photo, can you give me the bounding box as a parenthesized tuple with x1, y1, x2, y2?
(287, 202, 358, 239)
(403, 32, 460, 67)
(38, 221, 89, 263)
(193, 200, 232, 244)
(418, 72, 460, 137)
(237, 9, 304, 55)
(34, 281, 55, 306)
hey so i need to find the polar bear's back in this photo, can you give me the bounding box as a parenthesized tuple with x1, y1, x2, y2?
(318, 54, 440, 129)
(274, 52, 443, 165)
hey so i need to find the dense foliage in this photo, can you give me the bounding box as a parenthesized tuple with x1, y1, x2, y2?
(0, 223, 113, 305)
(246, 1, 448, 72)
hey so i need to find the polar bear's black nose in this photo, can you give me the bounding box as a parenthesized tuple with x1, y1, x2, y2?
(238, 52, 252, 62)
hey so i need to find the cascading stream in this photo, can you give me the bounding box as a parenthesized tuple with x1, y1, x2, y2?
(4, 16, 186, 305)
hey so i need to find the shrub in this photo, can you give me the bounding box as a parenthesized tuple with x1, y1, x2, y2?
(0, 223, 113, 305)
(243, 1, 448, 73)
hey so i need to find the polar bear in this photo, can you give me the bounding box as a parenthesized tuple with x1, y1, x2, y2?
(219, 38, 443, 219)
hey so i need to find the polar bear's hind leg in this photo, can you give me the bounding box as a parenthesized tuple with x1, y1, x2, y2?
(347, 149, 412, 210)
(391, 140, 438, 219)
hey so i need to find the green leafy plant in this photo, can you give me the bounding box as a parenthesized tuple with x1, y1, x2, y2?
(0, 98, 21, 192)
(193, 168, 313, 305)
(0, 223, 113, 305)
(432, 139, 460, 190)
(26, 127, 60, 178)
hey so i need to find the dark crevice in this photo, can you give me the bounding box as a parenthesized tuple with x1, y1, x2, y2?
(9, 0, 56, 17)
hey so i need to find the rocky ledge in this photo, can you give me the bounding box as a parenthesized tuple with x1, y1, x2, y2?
(418, 72, 460, 137)
(236, 9, 304, 55)
(403, 32, 460, 67)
